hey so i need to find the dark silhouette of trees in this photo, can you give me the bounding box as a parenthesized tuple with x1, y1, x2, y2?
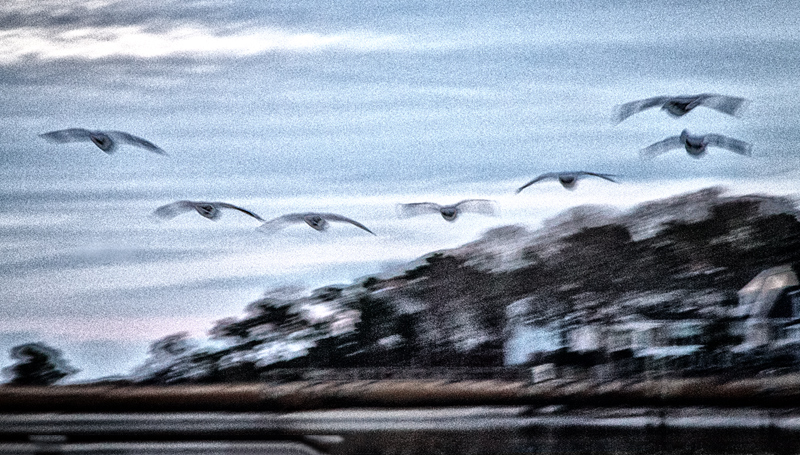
(209, 299, 307, 343)
(396, 313, 421, 364)
(132, 332, 206, 384)
(558, 224, 635, 294)
(299, 295, 416, 368)
(129, 190, 800, 383)
(3, 342, 78, 385)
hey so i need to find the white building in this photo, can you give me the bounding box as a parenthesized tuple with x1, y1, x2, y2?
(732, 264, 800, 349)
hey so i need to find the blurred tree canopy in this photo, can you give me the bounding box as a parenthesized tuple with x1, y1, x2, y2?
(131, 190, 800, 383)
(3, 342, 78, 386)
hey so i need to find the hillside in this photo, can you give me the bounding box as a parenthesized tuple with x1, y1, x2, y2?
(131, 187, 800, 383)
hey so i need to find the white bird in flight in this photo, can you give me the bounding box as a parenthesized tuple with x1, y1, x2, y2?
(153, 201, 264, 221)
(516, 171, 618, 193)
(257, 213, 376, 235)
(639, 129, 752, 159)
(40, 128, 167, 155)
(613, 94, 748, 123)
(396, 199, 499, 222)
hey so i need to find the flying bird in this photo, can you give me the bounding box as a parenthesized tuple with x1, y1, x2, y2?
(613, 94, 748, 123)
(257, 213, 376, 235)
(153, 201, 264, 222)
(639, 129, 752, 159)
(516, 171, 618, 193)
(396, 199, 499, 222)
(40, 128, 167, 155)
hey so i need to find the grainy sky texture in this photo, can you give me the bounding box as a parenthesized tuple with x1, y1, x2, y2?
(1, 0, 799, 380)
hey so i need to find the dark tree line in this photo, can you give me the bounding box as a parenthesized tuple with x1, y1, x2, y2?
(2, 342, 78, 385)
(106, 191, 800, 383)
(6, 191, 796, 385)
(126, 192, 800, 383)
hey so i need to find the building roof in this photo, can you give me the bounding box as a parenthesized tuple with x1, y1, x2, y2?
(734, 264, 799, 319)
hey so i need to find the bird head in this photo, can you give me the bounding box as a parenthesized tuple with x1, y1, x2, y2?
(440, 207, 458, 222)
(681, 130, 707, 157)
(662, 100, 692, 117)
(304, 214, 329, 231)
(195, 204, 221, 220)
(89, 133, 115, 153)
(558, 174, 578, 189)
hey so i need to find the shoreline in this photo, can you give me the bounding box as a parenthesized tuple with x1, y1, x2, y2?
(4, 375, 800, 413)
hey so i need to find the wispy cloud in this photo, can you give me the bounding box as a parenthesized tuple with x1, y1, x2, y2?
(0, 25, 405, 63)
(1, 0, 117, 18)
(4, 0, 799, 66)
(0, 315, 216, 342)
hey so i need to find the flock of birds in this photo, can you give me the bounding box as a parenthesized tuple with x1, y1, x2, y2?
(39, 93, 751, 236)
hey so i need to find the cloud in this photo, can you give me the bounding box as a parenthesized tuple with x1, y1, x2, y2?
(3, 0, 799, 66)
(0, 316, 212, 343)
(0, 24, 405, 64)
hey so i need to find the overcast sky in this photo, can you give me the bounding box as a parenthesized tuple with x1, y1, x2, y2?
(1, 0, 799, 380)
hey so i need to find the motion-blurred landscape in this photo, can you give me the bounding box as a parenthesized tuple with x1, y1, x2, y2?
(3, 0, 800, 452)
(4, 186, 800, 454)
(6, 187, 799, 385)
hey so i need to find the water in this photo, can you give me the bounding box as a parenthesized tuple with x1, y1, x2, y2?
(337, 427, 795, 455)
(2, 410, 800, 454)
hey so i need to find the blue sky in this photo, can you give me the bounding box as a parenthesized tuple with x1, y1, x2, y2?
(1, 0, 799, 380)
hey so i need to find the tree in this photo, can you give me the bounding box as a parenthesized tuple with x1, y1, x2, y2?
(3, 342, 78, 385)
(210, 298, 309, 342)
(558, 223, 635, 294)
(132, 332, 205, 384)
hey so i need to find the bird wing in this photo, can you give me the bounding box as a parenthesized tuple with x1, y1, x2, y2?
(107, 131, 167, 155)
(215, 203, 264, 221)
(320, 213, 376, 235)
(454, 199, 499, 216)
(396, 202, 443, 218)
(613, 96, 670, 123)
(516, 173, 558, 193)
(705, 134, 753, 156)
(152, 200, 198, 219)
(39, 129, 94, 143)
(256, 214, 306, 233)
(580, 171, 619, 183)
(638, 135, 684, 159)
(697, 94, 749, 117)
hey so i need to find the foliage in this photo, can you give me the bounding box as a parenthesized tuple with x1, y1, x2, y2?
(3, 342, 78, 386)
(130, 189, 800, 383)
(132, 332, 202, 384)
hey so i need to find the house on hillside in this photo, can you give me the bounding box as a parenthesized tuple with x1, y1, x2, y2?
(508, 265, 800, 380)
(504, 323, 562, 365)
(590, 317, 706, 377)
(732, 264, 800, 349)
(508, 312, 710, 379)
(569, 324, 603, 352)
